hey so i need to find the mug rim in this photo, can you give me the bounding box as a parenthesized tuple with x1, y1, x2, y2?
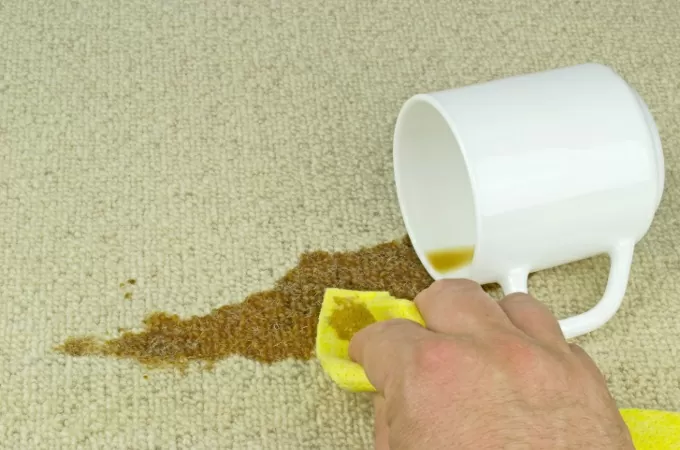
(393, 93, 482, 280)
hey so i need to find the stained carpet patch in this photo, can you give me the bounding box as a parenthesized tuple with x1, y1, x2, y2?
(56, 237, 439, 367)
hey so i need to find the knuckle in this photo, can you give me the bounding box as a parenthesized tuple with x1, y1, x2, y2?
(419, 278, 481, 303)
(497, 334, 548, 373)
(410, 338, 460, 374)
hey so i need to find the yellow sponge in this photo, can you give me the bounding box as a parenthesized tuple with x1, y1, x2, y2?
(619, 408, 680, 449)
(315, 288, 680, 449)
(316, 288, 424, 392)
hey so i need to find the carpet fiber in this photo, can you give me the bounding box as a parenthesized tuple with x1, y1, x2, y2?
(1, 1, 679, 448)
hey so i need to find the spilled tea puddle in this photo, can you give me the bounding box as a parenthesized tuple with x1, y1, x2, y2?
(56, 237, 434, 368)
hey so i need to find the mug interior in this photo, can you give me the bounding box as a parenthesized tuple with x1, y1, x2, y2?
(393, 96, 478, 278)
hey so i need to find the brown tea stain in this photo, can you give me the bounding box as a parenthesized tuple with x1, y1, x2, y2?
(426, 246, 475, 273)
(56, 237, 435, 367)
(59, 336, 102, 357)
(327, 297, 376, 341)
(120, 278, 136, 300)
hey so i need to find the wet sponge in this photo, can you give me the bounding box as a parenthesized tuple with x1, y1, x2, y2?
(315, 288, 423, 392)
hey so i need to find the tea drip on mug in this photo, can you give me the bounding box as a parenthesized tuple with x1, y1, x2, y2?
(425, 247, 475, 273)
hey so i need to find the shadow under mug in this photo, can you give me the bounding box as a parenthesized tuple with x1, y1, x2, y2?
(393, 63, 665, 339)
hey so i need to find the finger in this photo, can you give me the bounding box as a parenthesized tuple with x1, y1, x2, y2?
(414, 279, 511, 334)
(498, 293, 566, 347)
(349, 318, 433, 393)
(373, 395, 390, 450)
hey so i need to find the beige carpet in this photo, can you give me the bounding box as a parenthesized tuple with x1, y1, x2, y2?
(1, 0, 679, 448)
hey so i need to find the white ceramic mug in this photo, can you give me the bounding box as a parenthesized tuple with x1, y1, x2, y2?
(393, 63, 664, 339)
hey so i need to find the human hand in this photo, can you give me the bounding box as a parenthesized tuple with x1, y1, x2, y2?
(349, 279, 634, 450)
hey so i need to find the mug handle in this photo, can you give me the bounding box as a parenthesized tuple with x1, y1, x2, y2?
(498, 239, 636, 339)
